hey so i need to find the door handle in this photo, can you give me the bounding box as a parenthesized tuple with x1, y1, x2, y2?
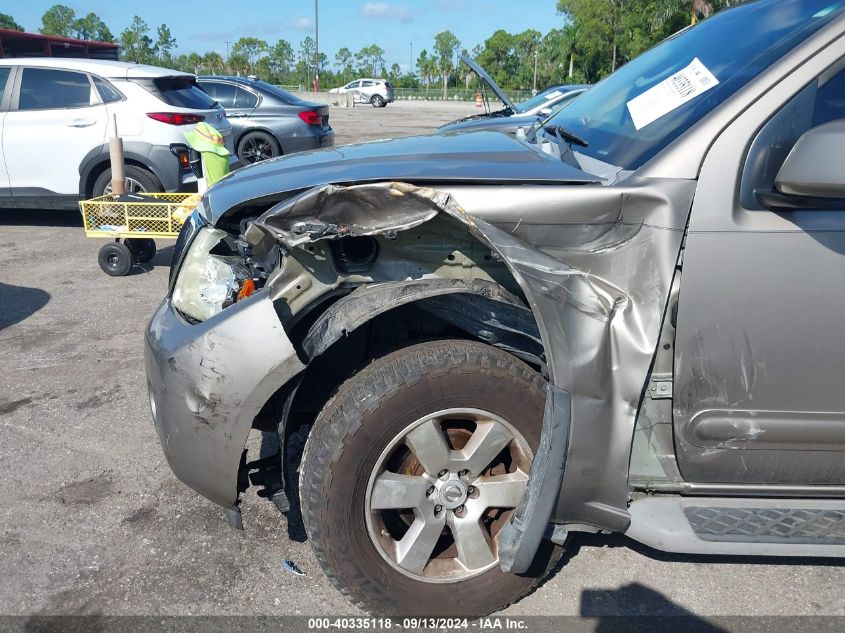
(227, 112, 247, 118)
(68, 119, 97, 128)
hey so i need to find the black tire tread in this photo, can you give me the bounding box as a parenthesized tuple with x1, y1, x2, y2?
(299, 339, 555, 616)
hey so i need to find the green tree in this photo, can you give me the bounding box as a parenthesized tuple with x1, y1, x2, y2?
(513, 30, 541, 90)
(334, 47, 354, 83)
(476, 30, 517, 91)
(433, 30, 460, 99)
(267, 39, 295, 83)
(0, 13, 24, 31)
(417, 49, 437, 94)
(232, 37, 269, 73)
(119, 16, 156, 65)
(202, 51, 224, 74)
(355, 44, 385, 77)
(40, 4, 76, 37)
(155, 24, 176, 63)
(228, 52, 249, 75)
(298, 36, 317, 85)
(72, 12, 113, 42)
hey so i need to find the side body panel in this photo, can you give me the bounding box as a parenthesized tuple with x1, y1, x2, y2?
(674, 38, 845, 483)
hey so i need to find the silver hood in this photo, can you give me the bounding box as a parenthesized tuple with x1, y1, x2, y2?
(203, 130, 598, 223)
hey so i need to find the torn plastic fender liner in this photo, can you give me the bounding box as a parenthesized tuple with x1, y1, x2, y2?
(301, 277, 537, 361)
(498, 384, 571, 573)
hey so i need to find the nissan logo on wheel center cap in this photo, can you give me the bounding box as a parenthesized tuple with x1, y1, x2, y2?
(439, 481, 467, 509)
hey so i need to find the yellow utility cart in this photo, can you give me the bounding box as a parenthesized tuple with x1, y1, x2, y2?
(79, 193, 201, 276)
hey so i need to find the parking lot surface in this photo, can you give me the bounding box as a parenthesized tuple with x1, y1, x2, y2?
(1, 100, 844, 621)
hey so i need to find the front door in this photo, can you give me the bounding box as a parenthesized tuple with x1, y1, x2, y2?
(0, 66, 12, 197)
(674, 60, 845, 484)
(3, 66, 108, 197)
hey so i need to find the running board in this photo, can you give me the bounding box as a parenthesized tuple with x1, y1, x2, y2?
(626, 496, 845, 557)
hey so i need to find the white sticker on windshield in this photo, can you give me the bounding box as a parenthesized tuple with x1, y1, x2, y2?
(626, 58, 719, 130)
(544, 90, 564, 100)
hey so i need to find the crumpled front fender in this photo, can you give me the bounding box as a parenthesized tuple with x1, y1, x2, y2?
(251, 179, 695, 570)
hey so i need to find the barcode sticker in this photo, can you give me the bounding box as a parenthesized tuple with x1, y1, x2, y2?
(626, 58, 719, 130)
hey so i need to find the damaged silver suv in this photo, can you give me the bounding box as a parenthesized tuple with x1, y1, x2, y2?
(145, 0, 845, 616)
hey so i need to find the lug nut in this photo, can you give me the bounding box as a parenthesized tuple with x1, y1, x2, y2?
(438, 469, 449, 478)
(426, 485, 435, 496)
(467, 486, 476, 495)
(458, 469, 470, 478)
(455, 505, 466, 517)
(434, 504, 443, 514)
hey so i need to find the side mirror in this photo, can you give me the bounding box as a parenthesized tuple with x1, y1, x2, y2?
(755, 119, 845, 210)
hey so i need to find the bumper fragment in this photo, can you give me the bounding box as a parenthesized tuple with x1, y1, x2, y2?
(144, 289, 305, 510)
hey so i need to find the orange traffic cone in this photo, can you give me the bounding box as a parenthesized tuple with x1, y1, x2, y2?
(475, 92, 482, 108)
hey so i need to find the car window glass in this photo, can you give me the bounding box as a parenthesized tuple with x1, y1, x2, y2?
(92, 75, 122, 103)
(362, 81, 374, 87)
(0, 67, 10, 100)
(144, 76, 216, 109)
(345, 81, 359, 89)
(813, 68, 845, 127)
(19, 68, 95, 110)
(201, 81, 237, 108)
(234, 87, 258, 109)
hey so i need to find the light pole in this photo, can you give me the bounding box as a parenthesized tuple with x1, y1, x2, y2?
(410, 42, 413, 77)
(532, 50, 538, 95)
(314, 0, 319, 91)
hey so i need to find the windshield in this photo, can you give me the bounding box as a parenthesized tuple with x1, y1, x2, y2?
(547, 0, 845, 170)
(516, 86, 572, 114)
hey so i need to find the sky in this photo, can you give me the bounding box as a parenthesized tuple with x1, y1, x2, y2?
(7, 0, 564, 72)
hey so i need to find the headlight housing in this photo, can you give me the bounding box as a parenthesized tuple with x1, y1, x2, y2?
(171, 227, 252, 322)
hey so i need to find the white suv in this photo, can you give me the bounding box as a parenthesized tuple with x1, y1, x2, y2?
(329, 78, 395, 107)
(0, 58, 234, 208)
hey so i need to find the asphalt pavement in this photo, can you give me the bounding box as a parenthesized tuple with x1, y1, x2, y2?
(1, 100, 844, 624)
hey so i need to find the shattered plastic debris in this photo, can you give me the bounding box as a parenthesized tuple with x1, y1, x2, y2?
(281, 559, 305, 576)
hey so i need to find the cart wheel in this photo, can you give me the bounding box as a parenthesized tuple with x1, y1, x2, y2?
(98, 242, 135, 276)
(125, 238, 157, 263)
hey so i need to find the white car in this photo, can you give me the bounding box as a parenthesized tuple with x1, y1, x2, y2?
(0, 58, 234, 208)
(329, 78, 395, 107)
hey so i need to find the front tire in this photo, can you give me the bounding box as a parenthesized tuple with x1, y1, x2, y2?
(370, 94, 386, 108)
(300, 340, 561, 616)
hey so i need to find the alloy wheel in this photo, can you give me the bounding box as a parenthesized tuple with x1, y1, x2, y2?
(104, 176, 145, 195)
(241, 136, 274, 164)
(364, 408, 532, 583)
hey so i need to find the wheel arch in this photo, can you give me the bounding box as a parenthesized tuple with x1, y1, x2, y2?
(262, 278, 546, 439)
